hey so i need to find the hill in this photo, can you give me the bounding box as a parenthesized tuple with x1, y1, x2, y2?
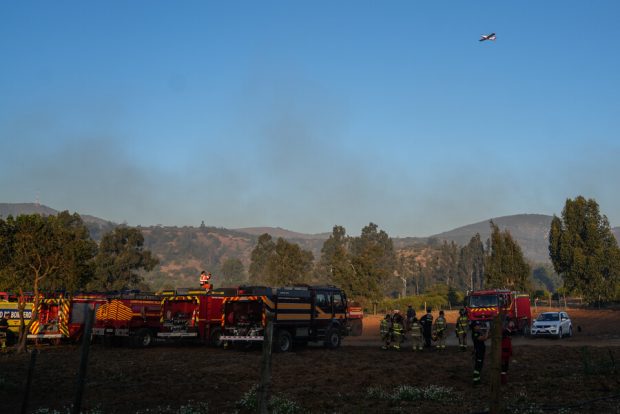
(3, 203, 620, 288)
(430, 214, 554, 263)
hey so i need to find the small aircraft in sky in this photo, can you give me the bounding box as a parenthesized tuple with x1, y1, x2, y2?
(479, 33, 496, 42)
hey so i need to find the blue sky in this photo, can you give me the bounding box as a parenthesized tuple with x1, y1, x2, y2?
(1, 1, 619, 236)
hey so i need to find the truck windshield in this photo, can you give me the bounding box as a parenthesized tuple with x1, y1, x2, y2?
(468, 295, 499, 307)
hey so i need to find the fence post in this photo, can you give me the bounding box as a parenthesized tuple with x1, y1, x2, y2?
(489, 309, 503, 414)
(258, 310, 274, 414)
(72, 306, 94, 414)
(20, 348, 38, 414)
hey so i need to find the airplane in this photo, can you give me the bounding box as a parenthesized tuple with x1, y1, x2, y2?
(479, 33, 496, 42)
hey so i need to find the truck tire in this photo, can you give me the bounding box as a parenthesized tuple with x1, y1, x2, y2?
(134, 328, 153, 348)
(350, 319, 363, 336)
(324, 328, 341, 349)
(274, 330, 292, 353)
(209, 327, 222, 347)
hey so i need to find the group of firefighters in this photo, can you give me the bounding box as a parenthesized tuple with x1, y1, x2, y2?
(379, 306, 514, 385)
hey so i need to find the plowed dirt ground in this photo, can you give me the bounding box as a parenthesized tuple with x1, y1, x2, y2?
(2, 307, 620, 414)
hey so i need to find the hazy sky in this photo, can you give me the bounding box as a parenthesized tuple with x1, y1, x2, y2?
(1, 1, 619, 237)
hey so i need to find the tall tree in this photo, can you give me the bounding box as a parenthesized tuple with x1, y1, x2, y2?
(319, 225, 356, 296)
(549, 196, 620, 303)
(90, 226, 159, 291)
(458, 233, 485, 291)
(349, 223, 396, 301)
(264, 238, 314, 286)
(248, 233, 275, 283)
(485, 221, 530, 291)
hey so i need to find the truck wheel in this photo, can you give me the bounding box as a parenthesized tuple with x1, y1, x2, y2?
(324, 329, 341, 349)
(274, 330, 292, 353)
(350, 319, 363, 336)
(209, 327, 222, 347)
(135, 328, 153, 348)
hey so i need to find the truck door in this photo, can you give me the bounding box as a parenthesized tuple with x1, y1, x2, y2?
(314, 290, 332, 336)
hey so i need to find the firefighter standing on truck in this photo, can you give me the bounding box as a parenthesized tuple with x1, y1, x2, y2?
(380, 314, 392, 350)
(199, 271, 211, 289)
(456, 308, 469, 351)
(472, 320, 489, 386)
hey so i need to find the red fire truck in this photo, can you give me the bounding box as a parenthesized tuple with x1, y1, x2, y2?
(92, 291, 162, 347)
(465, 289, 532, 334)
(28, 292, 108, 343)
(157, 287, 236, 346)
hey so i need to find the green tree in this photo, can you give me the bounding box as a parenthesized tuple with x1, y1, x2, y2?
(349, 223, 396, 301)
(549, 196, 620, 303)
(90, 226, 159, 291)
(458, 233, 485, 291)
(0, 212, 97, 351)
(248, 233, 275, 283)
(264, 238, 314, 286)
(220, 257, 246, 286)
(319, 225, 356, 295)
(485, 221, 530, 291)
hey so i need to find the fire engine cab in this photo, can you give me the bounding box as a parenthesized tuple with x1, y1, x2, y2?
(465, 289, 532, 334)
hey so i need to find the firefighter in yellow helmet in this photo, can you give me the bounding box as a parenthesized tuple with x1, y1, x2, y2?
(433, 310, 447, 350)
(409, 315, 424, 351)
(456, 308, 469, 351)
(391, 311, 404, 351)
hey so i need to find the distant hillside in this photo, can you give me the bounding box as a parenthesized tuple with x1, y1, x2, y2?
(0, 203, 116, 240)
(4, 203, 619, 287)
(430, 214, 553, 263)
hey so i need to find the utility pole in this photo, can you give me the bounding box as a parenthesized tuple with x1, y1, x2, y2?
(489, 307, 504, 414)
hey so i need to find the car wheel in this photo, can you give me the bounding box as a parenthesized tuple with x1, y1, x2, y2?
(274, 330, 292, 353)
(568, 326, 573, 337)
(557, 327, 563, 339)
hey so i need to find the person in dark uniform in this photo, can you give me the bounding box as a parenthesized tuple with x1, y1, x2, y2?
(472, 321, 490, 385)
(420, 307, 434, 348)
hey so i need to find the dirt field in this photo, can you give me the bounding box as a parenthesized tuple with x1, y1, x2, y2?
(2, 307, 620, 414)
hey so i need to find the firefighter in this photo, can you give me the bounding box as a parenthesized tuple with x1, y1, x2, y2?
(0, 316, 8, 352)
(406, 305, 415, 331)
(391, 311, 404, 350)
(409, 315, 424, 351)
(420, 307, 434, 349)
(433, 310, 447, 350)
(501, 320, 514, 385)
(456, 308, 469, 351)
(472, 321, 489, 386)
(199, 271, 212, 289)
(380, 314, 392, 350)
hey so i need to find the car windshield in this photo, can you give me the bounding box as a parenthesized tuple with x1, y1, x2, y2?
(537, 313, 559, 321)
(468, 295, 499, 307)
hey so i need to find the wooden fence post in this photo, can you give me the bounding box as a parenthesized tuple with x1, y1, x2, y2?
(258, 310, 274, 414)
(489, 310, 503, 414)
(72, 306, 94, 414)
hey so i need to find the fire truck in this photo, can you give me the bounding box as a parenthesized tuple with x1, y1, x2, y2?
(346, 301, 364, 336)
(92, 291, 162, 347)
(220, 285, 349, 352)
(465, 289, 532, 334)
(156, 287, 236, 346)
(0, 292, 33, 345)
(28, 293, 72, 343)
